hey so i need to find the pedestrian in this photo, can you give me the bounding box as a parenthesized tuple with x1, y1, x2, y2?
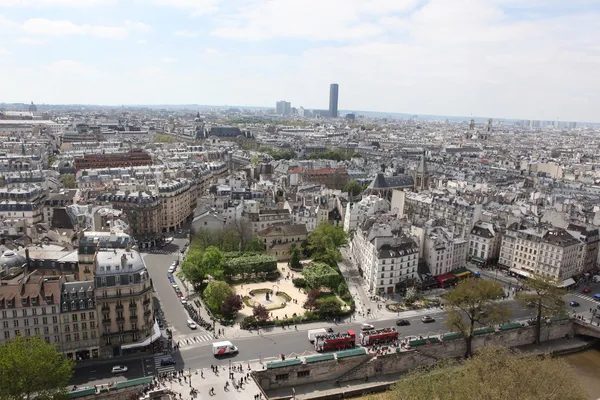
(200, 371, 204, 378)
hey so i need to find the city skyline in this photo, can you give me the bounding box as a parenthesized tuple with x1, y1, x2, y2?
(0, 0, 599, 122)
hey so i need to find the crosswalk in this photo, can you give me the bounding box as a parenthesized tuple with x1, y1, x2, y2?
(572, 292, 599, 303)
(145, 249, 178, 255)
(153, 354, 177, 375)
(176, 334, 214, 348)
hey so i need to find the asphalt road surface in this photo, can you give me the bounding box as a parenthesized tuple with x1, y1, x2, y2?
(143, 238, 200, 335)
(179, 299, 537, 370)
(71, 356, 154, 386)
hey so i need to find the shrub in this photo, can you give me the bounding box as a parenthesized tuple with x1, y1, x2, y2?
(293, 278, 307, 288)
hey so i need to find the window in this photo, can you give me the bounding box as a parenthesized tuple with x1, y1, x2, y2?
(22, 309, 27, 317)
(72, 314, 78, 322)
(65, 334, 71, 342)
(23, 319, 29, 327)
(275, 374, 289, 381)
(90, 321, 95, 329)
(3, 332, 9, 339)
(82, 332, 88, 340)
(74, 333, 80, 341)
(297, 371, 310, 378)
(13, 320, 19, 328)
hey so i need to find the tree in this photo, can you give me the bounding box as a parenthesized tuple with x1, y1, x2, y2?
(60, 174, 76, 189)
(303, 289, 320, 311)
(316, 298, 342, 317)
(201, 246, 225, 275)
(244, 237, 265, 252)
(250, 156, 261, 165)
(307, 223, 348, 262)
(344, 180, 364, 197)
(221, 294, 243, 318)
(390, 346, 587, 400)
(443, 278, 511, 358)
(516, 273, 566, 344)
(289, 243, 301, 269)
(0, 336, 75, 400)
(253, 304, 269, 322)
(301, 262, 342, 290)
(204, 281, 233, 313)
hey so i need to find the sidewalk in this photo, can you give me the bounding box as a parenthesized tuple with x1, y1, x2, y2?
(140, 361, 264, 400)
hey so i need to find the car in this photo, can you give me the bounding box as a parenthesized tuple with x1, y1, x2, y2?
(421, 315, 435, 323)
(177, 292, 184, 298)
(174, 260, 179, 266)
(160, 357, 176, 366)
(360, 323, 374, 331)
(111, 366, 128, 374)
(569, 301, 580, 307)
(187, 319, 197, 329)
(583, 287, 591, 294)
(168, 267, 175, 273)
(181, 299, 188, 305)
(396, 319, 410, 326)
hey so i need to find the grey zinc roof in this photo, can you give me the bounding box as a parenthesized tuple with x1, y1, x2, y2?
(369, 173, 414, 189)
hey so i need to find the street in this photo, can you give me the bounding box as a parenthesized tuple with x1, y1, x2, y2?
(71, 356, 155, 386)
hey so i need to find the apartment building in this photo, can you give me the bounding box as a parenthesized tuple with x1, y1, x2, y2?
(469, 221, 502, 265)
(423, 227, 468, 277)
(0, 185, 46, 235)
(95, 249, 156, 357)
(60, 280, 100, 360)
(498, 223, 582, 282)
(351, 223, 420, 294)
(343, 195, 390, 233)
(247, 209, 291, 235)
(566, 223, 599, 272)
(290, 167, 349, 190)
(74, 149, 152, 171)
(157, 179, 197, 232)
(257, 224, 308, 261)
(0, 271, 62, 346)
(393, 190, 483, 239)
(96, 191, 162, 248)
(77, 231, 134, 284)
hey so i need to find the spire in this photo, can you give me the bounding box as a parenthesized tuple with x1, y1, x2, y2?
(417, 151, 427, 174)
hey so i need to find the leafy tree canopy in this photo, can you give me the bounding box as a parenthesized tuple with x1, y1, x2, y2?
(516, 273, 566, 344)
(0, 336, 75, 400)
(307, 223, 348, 262)
(60, 174, 76, 189)
(344, 180, 364, 197)
(244, 237, 265, 252)
(388, 346, 587, 400)
(221, 294, 243, 318)
(443, 278, 511, 358)
(204, 281, 234, 313)
(301, 262, 342, 290)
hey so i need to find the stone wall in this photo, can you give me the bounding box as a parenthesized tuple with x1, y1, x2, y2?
(254, 320, 574, 390)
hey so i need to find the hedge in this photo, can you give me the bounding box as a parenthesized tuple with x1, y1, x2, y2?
(223, 254, 278, 278)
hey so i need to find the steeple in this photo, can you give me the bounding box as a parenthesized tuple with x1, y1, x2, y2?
(413, 151, 428, 192)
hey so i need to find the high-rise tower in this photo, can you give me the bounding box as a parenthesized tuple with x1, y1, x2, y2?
(329, 83, 339, 118)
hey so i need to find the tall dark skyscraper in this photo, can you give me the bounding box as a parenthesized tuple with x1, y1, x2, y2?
(329, 83, 339, 118)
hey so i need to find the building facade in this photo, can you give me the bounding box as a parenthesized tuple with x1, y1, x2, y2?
(498, 223, 582, 282)
(423, 227, 468, 277)
(95, 249, 156, 357)
(157, 179, 197, 233)
(351, 223, 420, 294)
(0, 272, 62, 347)
(60, 280, 100, 360)
(74, 149, 152, 171)
(469, 221, 502, 265)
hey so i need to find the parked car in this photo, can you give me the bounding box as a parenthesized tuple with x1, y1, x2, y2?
(111, 366, 128, 374)
(396, 319, 410, 326)
(569, 301, 580, 307)
(421, 315, 435, 323)
(160, 357, 176, 366)
(168, 265, 175, 273)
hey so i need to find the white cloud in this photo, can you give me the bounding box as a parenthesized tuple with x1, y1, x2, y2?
(19, 18, 149, 39)
(44, 60, 96, 74)
(159, 57, 178, 63)
(137, 39, 147, 45)
(15, 37, 47, 45)
(154, 0, 221, 16)
(211, 0, 419, 41)
(0, 46, 8, 55)
(174, 30, 199, 38)
(205, 48, 221, 55)
(0, 0, 116, 6)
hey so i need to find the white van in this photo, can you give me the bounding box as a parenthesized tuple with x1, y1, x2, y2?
(593, 275, 600, 283)
(307, 328, 327, 343)
(212, 341, 238, 357)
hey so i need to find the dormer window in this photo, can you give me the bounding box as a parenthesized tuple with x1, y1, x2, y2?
(79, 300, 85, 309)
(45, 295, 52, 303)
(21, 298, 28, 306)
(70, 301, 76, 310)
(31, 297, 37, 305)
(62, 303, 67, 312)
(88, 299, 93, 308)
(79, 288, 85, 298)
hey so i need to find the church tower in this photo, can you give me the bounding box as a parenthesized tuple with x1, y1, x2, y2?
(413, 151, 428, 191)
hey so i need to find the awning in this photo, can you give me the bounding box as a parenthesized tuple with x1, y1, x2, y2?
(121, 320, 162, 350)
(558, 278, 576, 288)
(454, 271, 472, 278)
(471, 257, 484, 263)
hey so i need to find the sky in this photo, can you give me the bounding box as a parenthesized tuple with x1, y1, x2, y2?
(0, 0, 599, 122)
